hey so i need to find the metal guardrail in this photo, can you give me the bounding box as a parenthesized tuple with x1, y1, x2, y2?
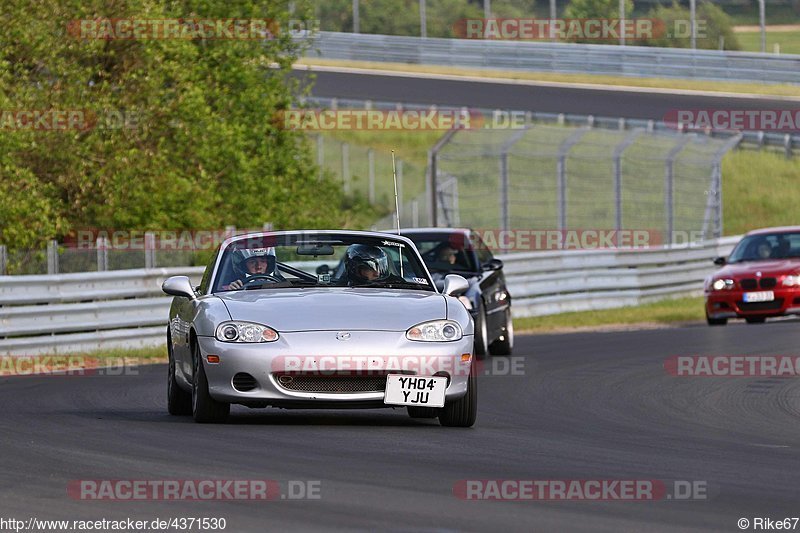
(0, 238, 741, 354)
(302, 31, 800, 85)
(503, 236, 740, 316)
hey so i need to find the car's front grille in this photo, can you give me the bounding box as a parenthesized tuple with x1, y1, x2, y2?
(760, 277, 777, 289)
(274, 373, 391, 393)
(740, 279, 758, 290)
(232, 373, 258, 392)
(739, 278, 777, 290)
(738, 299, 783, 311)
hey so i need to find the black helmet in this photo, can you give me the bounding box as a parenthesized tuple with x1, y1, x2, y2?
(345, 244, 390, 283)
(232, 247, 276, 278)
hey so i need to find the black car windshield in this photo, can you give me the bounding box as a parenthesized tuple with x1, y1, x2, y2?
(211, 233, 435, 293)
(727, 232, 800, 264)
(405, 233, 479, 274)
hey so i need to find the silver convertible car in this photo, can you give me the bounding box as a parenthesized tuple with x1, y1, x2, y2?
(162, 230, 477, 426)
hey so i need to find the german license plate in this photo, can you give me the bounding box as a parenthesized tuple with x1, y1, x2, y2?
(743, 291, 774, 303)
(384, 375, 447, 407)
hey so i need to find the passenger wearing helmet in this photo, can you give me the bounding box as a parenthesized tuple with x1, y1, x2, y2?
(227, 247, 283, 290)
(344, 244, 403, 286)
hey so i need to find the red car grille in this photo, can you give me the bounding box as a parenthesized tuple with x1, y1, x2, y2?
(740, 278, 776, 290)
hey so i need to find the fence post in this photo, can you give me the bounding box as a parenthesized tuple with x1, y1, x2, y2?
(556, 128, 590, 231)
(427, 128, 459, 227)
(411, 200, 419, 227)
(663, 137, 692, 244)
(498, 127, 529, 233)
(144, 231, 156, 269)
(612, 130, 643, 232)
(368, 149, 375, 204)
(0, 245, 6, 275)
(97, 237, 108, 272)
(785, 134, 793, 159)
(47, 240, 59, 275)
(702, 134, 742, 240)
(342, 142, 350, 194)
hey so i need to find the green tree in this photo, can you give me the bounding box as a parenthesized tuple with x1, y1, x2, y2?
(0, 0, 378, 252)
(563, 0, 635, 43)
(636, 1, 740, 50)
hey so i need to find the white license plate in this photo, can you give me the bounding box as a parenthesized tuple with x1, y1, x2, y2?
(743, 291, 774, 303)
(384, 375, 447, 407)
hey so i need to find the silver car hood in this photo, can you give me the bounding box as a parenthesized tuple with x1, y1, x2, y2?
(216, 288, 446, 332)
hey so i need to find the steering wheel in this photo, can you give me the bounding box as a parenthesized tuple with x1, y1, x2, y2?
(243, 274, 283, 287)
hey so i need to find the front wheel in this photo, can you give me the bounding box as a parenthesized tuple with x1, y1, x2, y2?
(439, 363, 477, 428)
(167, 334, 192, 416)
(706, 311, 727, 326)
(191, 341, 230, 423)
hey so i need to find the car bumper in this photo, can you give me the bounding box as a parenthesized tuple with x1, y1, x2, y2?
(197, 331, 473, 407)
(705, 288, 800, 319)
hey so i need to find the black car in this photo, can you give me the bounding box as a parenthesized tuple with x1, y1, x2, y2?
(400, 228, 513, 358)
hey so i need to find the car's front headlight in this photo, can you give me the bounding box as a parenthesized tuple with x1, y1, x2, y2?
(215, 321, 279, 343)
(406, 320, 463, 342)
(782, 275, 800, 287)
(711, 278, 734, 291)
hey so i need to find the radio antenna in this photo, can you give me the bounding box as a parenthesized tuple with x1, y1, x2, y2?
(391, 150, 403, 278)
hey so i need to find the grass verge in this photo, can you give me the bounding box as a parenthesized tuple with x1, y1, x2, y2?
(297, 58, 800, 98)
(513, 297, 705, 333)
(736, 29, 800, 55)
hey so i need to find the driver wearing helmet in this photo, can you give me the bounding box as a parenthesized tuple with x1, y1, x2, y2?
(227, 247, 282, 290)
(344, 244, 402, 286)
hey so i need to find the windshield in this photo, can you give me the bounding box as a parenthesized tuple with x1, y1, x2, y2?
(404, 233, 479, 274)
(211, 233, 434, 293)
(727, 232, 800, 263)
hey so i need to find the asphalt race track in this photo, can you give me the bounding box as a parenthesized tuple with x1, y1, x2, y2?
(3, 322, 800, 532)
(293, 68, 800, 121)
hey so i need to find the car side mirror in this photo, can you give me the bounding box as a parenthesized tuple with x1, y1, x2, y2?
(162, 276, 197, 300)
(482, 258, 503, 271)
(443, 274, 469, 296)
(713, 257, 726, 266)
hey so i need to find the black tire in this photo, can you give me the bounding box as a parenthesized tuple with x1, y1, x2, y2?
(473, 301, 489, 360)
(167, 332, 192, 416)
(439, 363, 477, 428)
(706, 312, 727, 326)
(745, 316, 766, 324)
(191, 340, 229, 423)
(489, 307, 514, 356)
(407, 406, 439, 419)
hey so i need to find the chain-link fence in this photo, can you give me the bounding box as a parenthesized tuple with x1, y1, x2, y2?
(423, 123, 741, 242)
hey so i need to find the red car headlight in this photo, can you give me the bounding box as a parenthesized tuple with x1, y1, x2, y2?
(782, 275, 800, 287)
(711, 279, 734, 291)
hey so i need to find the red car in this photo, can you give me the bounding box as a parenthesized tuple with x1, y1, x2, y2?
(705, 227, 800, 325)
